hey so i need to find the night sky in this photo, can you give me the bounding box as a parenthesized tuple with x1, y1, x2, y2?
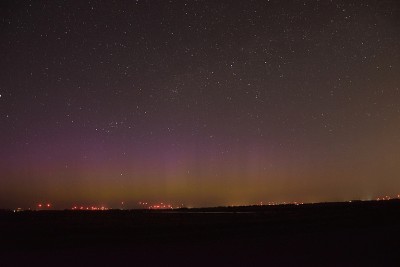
(1, 0, 399, 209)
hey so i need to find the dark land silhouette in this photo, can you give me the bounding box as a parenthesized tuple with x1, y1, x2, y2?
(1, 200, 400, 266)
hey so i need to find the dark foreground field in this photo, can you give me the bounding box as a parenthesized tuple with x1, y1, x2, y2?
(1, 201, 400, 266)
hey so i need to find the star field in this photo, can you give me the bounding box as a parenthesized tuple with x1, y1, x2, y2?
(0, 0, 399, 208)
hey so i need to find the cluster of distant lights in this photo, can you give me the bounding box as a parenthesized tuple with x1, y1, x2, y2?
(259, 201, 304, 206)
(38, 203, 109, 211)
(375, 195, 400, 201)
(148, 204, 173, 209)
(12, 203, 52, 212)
(71, 206, 109, 211)
(139, 202, 178, 209)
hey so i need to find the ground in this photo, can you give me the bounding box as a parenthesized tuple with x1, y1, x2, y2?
(1, 200, 400, 266)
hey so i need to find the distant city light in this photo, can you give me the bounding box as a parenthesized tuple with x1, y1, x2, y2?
(71, 205, 108, 211)
(148, 203, 173, 210)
